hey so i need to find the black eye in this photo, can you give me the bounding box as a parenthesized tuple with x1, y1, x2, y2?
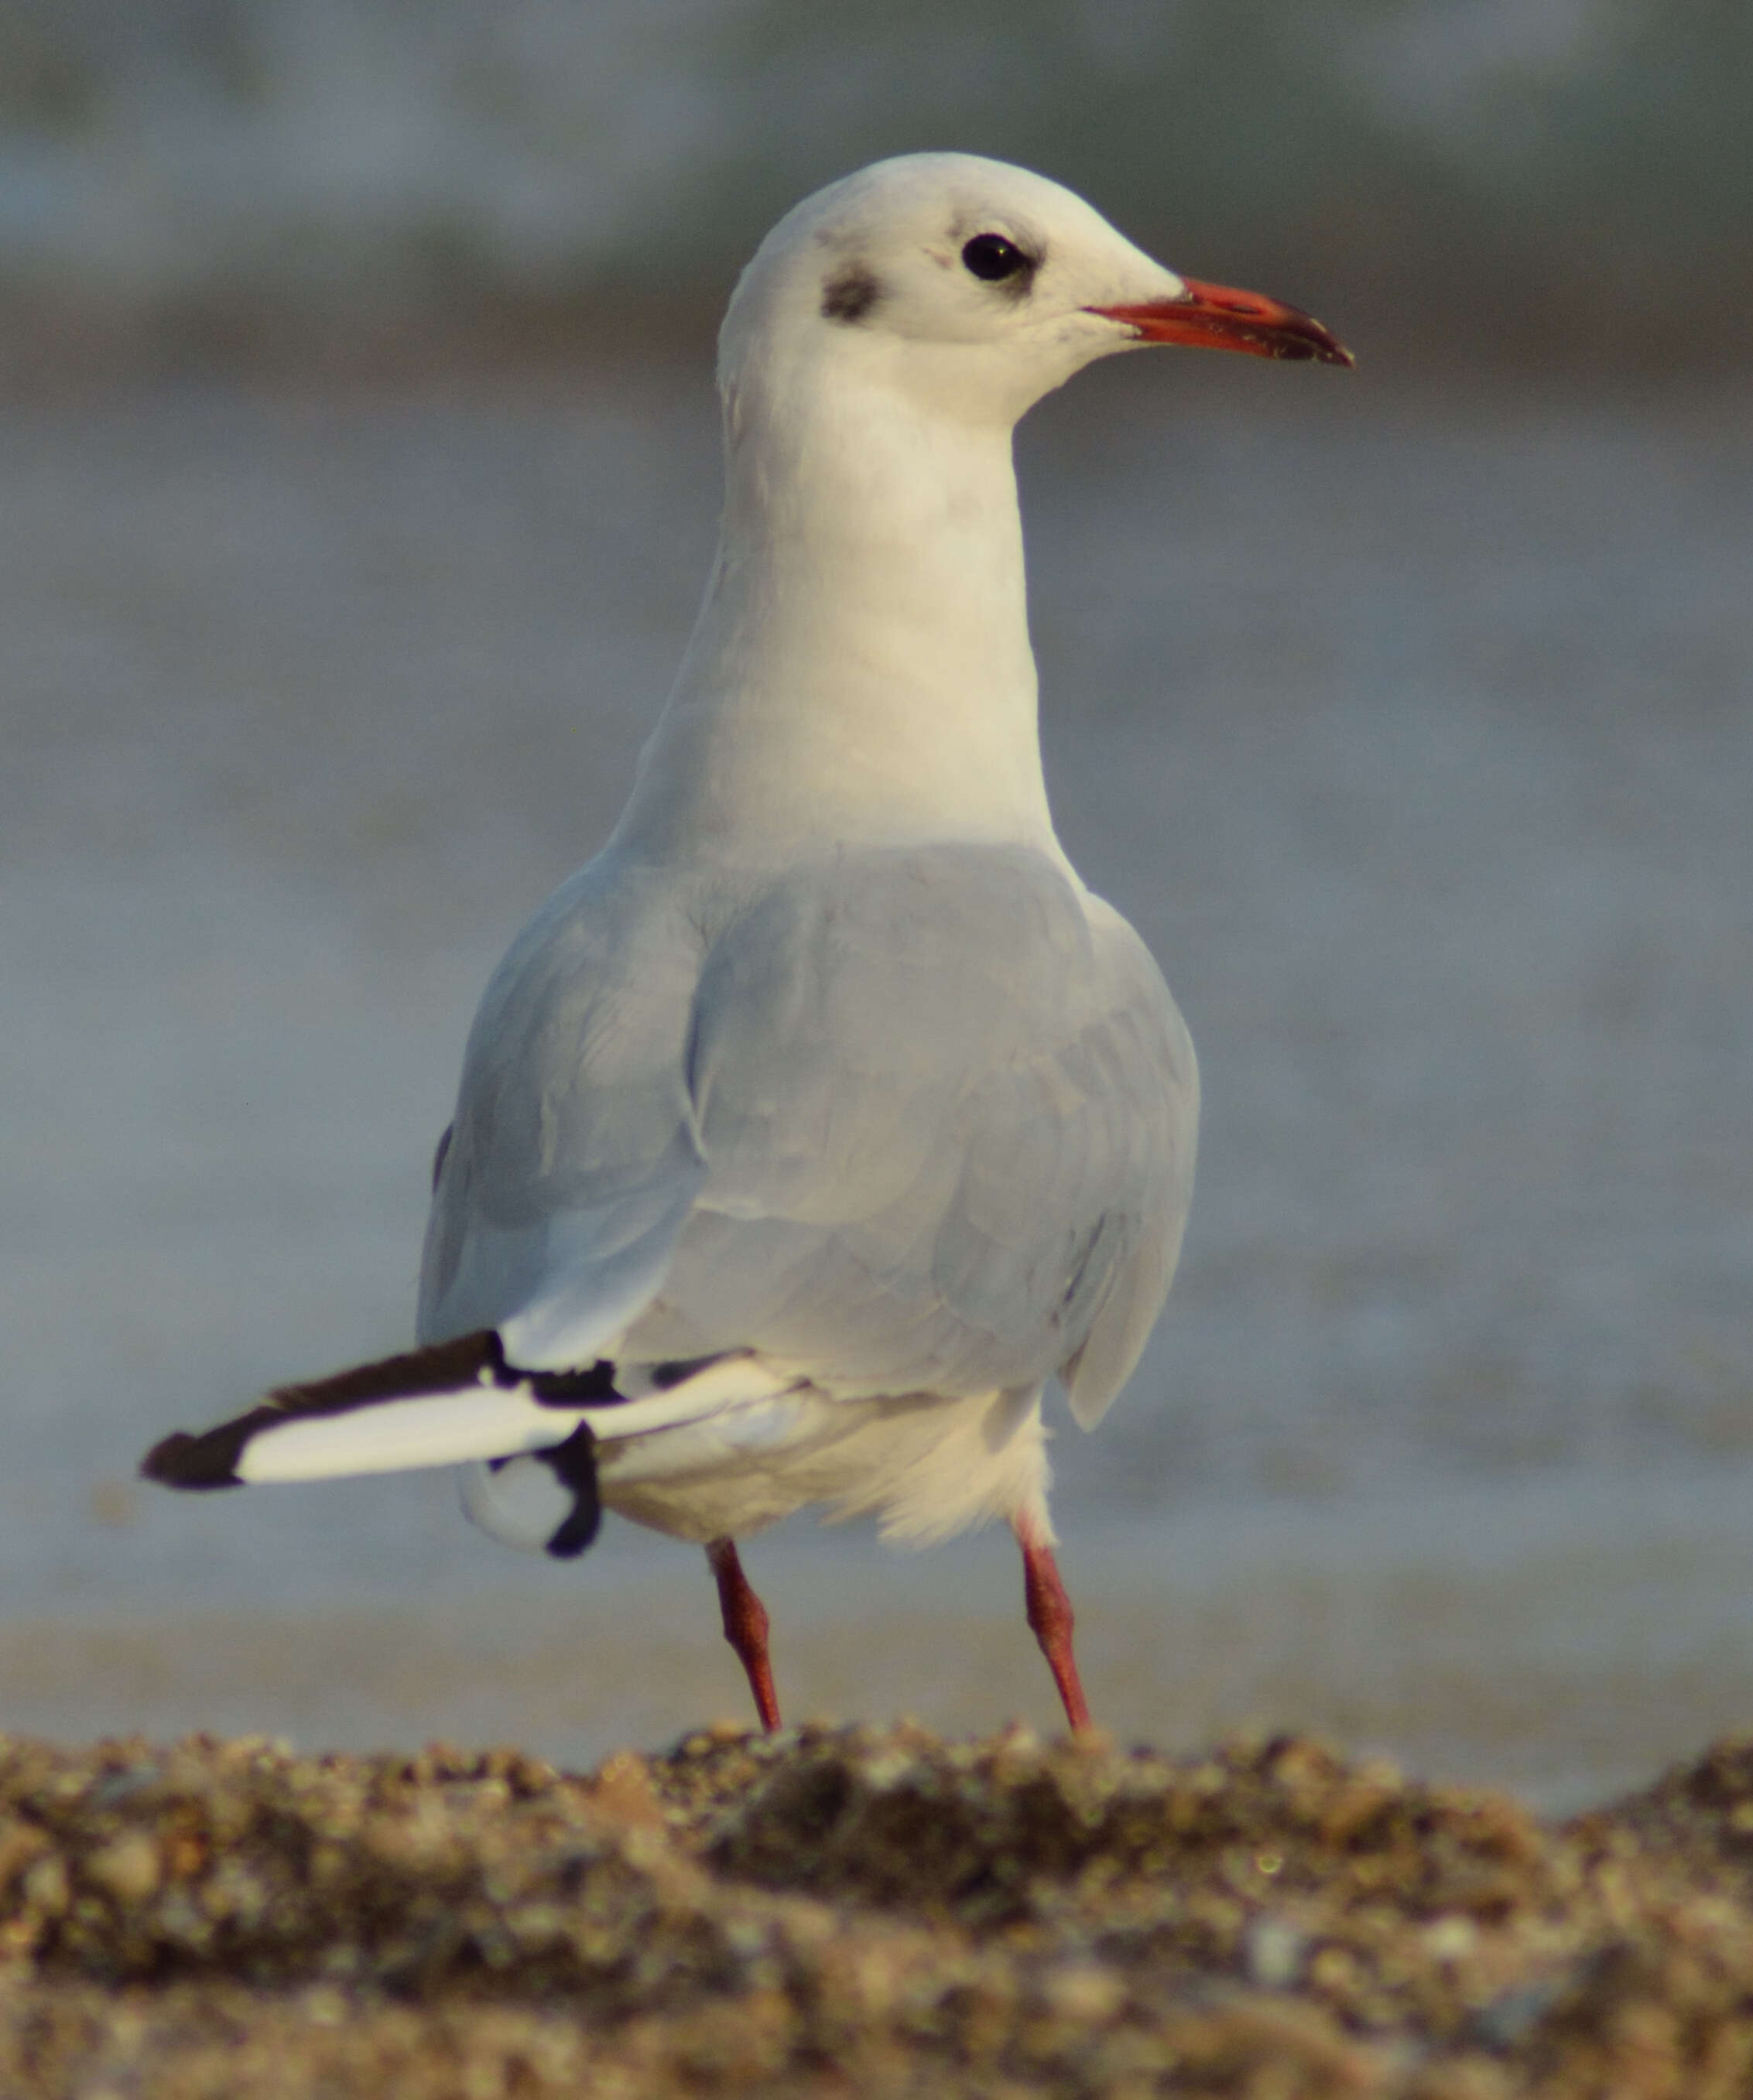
(961, 233, 1029, 283)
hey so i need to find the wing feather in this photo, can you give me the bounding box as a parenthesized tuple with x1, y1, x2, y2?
(416, 856, 709, 1364)
(628, 846, 1197, 1411)
(418, 840, 1196, 1426)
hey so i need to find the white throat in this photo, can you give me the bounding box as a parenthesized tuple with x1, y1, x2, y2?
(611, 354, 1058, 866)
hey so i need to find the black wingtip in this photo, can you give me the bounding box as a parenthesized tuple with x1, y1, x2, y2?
(141, 1420, 254, 1489)
(139, 1328, 618, 1500)
(539, 1423, 601, 1559)
(142, 1330, 515, 1492)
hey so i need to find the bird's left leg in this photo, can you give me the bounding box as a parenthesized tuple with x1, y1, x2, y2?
(706, 1536, 782, 1732)
(1015, 1522, 1092, 1732)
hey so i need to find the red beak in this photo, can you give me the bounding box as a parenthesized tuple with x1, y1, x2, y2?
(1087, 278, 1353, 367)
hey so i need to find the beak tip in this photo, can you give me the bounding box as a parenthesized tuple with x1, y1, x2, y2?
(1092, 280, 1354, 371)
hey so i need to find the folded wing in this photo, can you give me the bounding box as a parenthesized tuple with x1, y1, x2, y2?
(614, 843, 1197, 1418)
(143, 839, 1196, 1527)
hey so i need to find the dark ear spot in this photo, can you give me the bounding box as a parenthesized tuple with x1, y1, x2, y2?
(821, 263, 882, 324)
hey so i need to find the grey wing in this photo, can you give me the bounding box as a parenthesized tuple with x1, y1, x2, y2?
(1050, 894, 1199, 1425)
(619, 843, 1197, 1423)
(416, 855, 710, 1366)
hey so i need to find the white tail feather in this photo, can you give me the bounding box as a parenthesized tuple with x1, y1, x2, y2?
(564, 1356, 799, 1445)
(235, 1387, 570, 1484)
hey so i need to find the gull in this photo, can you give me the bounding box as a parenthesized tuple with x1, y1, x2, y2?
(143, 154, 1350, 1733)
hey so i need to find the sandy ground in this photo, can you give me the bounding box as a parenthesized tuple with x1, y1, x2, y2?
(3, 1720, 1753, 2096)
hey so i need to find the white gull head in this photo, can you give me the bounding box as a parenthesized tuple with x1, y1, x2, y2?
(721, 152, 1349, 425)
(722, 152, 1192, 427)
(618, 153, 1350, 864)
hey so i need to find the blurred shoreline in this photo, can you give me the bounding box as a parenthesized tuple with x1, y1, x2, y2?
(13, 1462, 1753, 1811)
(6, 285, 1753, 401)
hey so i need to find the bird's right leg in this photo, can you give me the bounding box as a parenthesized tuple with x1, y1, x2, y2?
(706, 1536, 782, 1732)
(1017, 1524, 1093, 1732)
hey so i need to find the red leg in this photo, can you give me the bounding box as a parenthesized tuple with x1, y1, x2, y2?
(1017, 1527, 1092, 1732)
(706, 1537, 782, 1732)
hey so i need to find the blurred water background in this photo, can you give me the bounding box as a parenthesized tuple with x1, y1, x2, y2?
(2, 1, 1751, 1806)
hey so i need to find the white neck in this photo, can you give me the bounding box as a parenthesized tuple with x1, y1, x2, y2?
(611, 359, 1058, 865)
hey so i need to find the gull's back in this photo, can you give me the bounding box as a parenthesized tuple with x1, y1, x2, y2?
(418, 835, 1197, 1438)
